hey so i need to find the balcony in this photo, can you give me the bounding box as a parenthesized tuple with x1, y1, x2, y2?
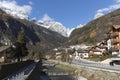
(111, 38, 120, 44)
(112, 45, 120, 50)
(110, 32, 119, 37)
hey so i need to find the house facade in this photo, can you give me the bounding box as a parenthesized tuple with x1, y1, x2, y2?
(74, 49, 89, 60)
(107, 25, 120, 55)
(0, 46, 12, 62)
(89, 45, 107, 57)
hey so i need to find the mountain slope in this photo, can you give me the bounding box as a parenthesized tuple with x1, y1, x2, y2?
(0, 9, 67, 53)
(68, 9, 120, 45)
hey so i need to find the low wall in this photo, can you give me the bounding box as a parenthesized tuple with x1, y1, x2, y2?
(0, 60, 34, 79)
(26, 61, 46, 80)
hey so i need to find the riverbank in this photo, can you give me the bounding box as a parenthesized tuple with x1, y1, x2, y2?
(45, 61, 76, 80)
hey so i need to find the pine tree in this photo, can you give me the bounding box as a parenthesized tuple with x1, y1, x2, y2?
(61, 51, 66, 62)
(17, 28, 26, 45)
(15, 28, 28, 62)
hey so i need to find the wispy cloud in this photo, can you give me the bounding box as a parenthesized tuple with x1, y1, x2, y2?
(0, 0, 32, 19)
(94, 0, 120, 19)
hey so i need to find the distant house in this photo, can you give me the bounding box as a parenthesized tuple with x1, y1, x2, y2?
(79, 52, 89, 59)
(74, 49, 89, 60)
(97, 40, 107, 47)
(89, 49, 102, 55)
(70, 44, 90, 50)
(55, 52, 62, 60)
(0, 46, 12, 62)
(88, 45, 107, 57)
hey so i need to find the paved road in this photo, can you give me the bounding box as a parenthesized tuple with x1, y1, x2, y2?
(72, 59, 120, 72)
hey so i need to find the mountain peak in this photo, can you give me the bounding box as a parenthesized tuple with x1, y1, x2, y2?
(37, 20, 73, 37)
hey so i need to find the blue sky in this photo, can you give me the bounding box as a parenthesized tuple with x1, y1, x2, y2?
(1, 0, 120, 28)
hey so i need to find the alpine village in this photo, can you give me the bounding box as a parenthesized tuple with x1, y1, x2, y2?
(1, 3, 120, 80)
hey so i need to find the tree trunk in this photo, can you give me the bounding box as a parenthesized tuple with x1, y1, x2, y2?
(17, 57, 20, 62)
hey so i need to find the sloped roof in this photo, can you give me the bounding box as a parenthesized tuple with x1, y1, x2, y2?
(0, 46, 11, 53)
(113, 25, 120, 29)
(77, 49, 88, 53)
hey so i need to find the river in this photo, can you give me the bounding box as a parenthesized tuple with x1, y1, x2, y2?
(42, 61, 87, 80)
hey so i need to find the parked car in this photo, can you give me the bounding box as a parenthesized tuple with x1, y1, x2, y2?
(109, 60, 120, 66)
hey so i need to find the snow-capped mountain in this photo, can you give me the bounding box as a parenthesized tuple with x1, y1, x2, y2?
(35, 14, 75, 37)
(0, 0, 32, 20)
(0, 9, 67, 52)
(36, 19, 85, 37)
(37, 20, 74, 37)
(35, 14, 84, 37)
(0, 6, 81, 37)
(0, 5, 74, 37)
(0, 0, 81, 37)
